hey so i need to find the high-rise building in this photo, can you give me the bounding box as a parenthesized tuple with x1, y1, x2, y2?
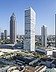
(4, 30, 7, 40)
(55, 14, 56, 47)
(24, 7, 36, 51)
(0, 28, 1, 39)
(10, 13, 16, 44)
(1, 32, 4, 40)
(41, 25, 47, 47)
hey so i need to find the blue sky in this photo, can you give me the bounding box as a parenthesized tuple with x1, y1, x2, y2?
(0, 0, 56, 35)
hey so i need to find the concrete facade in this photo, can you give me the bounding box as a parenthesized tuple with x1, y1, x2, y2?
(41, 25, 47, 47)
(24, 7, 36, 51)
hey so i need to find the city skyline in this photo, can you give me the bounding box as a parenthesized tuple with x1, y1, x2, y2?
(0, 0, 56, 35)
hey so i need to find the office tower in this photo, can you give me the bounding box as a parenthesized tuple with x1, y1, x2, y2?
(10, 13, 16, 44)
(1, 32, 4, 40)
(0, 28, 1, 39)
(41, 25, 47, 47)
(4, 30, 7, 40)
(55, 14, 56, 47)
(24, 7, 36, 51)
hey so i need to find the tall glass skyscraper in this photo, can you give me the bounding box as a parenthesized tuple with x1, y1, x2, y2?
(10, 13, 16, 44)
(41, 25, 47, 47)
(24, 7, 36, 51)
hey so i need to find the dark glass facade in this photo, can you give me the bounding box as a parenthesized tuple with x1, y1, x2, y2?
(10, 13, 16, 44)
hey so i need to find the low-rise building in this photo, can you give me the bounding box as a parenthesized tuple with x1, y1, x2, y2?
(45, 68, 56, 72)
(24, 65, 46, 72)
(36, 47, 53, 56)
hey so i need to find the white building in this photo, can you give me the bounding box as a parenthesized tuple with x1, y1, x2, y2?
(24, 7, 36, 51)
(41, 25, 47, 47)
(45, 68, 56, 72)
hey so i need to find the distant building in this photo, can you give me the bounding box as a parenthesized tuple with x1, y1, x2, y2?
(55, 14, 56, 47)
(41, 25, 47, 47)
(10, 13, 16, 44)
(36, 47, 53, 56)
(1, 32, 4, 40)
(45, 68, 56, 72)
(4, 30, 7, 40)
(0, 28, 1, 39)
(24, 7, 36, 51)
